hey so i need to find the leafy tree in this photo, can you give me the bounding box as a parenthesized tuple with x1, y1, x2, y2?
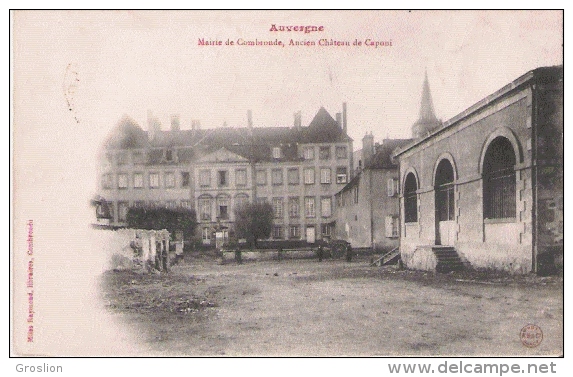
(234, 202, 273, 248)
(126, 205, 197, 239)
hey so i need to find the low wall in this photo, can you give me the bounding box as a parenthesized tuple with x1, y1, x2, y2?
(221, 248, 318, 263)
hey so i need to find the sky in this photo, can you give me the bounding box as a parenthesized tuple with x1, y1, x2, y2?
(15, 10, 564, 146)
(10, 10, 563, 357)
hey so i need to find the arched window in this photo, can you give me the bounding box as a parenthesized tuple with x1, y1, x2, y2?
(404, 173, 418, 223)
(198, 195, 212, 221)
(483, 137, 516, 219)
(435, 159, 455, 222)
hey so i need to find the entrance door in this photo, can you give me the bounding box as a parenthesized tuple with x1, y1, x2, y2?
(306, 226, 316, 244)
(435, 159, 455, 245)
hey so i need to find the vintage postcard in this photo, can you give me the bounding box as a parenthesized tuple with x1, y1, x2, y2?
(11, 10, 563, 358)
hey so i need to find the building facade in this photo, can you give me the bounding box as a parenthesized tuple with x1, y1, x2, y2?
(334, 135, 411, 251)
(393, 66, 563, 274)
(96, 105, 353, 246)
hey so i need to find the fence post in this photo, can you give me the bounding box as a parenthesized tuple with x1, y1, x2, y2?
(162, 238, 169, 272)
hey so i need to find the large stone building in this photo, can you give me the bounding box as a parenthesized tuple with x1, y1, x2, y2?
(96, 105, 354, 246)
(393, 66, 563, 274)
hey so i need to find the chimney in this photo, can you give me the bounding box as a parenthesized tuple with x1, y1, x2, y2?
(374, 141, 381, 153)
(362, 132, 374, 166)
(170, 114, 180, 132)
(342, 102, 347, 134)
(336, 113, 342, 129)
(147, 110, 161, 141)
(294, 111, 302, 130)
(247, 110, 253, 129)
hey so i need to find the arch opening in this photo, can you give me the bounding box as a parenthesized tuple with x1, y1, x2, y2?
(404, 172, 418, 223)
(483, 137, 516, 220)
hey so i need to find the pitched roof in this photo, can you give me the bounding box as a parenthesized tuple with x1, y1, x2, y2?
(302, 107, 351, 143)
(102, 107, 352, 162)
(365, 138, 413, 169)
(336, 138, 412, 195)
(103, 115, 149, 149)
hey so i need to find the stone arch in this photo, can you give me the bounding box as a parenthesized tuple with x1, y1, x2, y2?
(478, 127, 523, 175)
(431, 152, 458, 187)
(482, 136, 518, 220)
(402, 167, 420, 194)
(403, 168, 420, 224)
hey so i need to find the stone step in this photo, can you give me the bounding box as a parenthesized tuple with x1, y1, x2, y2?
(433, 252, 459, 257)
(431, 246, 464, 273)
(437, 263, 464, 268)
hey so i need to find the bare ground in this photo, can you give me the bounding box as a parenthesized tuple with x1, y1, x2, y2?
(100, 254, 563, 356)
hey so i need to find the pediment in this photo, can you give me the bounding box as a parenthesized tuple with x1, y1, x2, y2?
(198, 147, 248, 163)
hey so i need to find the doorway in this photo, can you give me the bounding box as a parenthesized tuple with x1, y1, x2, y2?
(435, 159, 455, 245)
(306, 226, 316, 244)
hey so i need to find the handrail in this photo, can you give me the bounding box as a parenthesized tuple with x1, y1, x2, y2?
(370, 246, 400, 266)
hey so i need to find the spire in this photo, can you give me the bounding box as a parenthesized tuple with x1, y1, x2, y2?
(418, 69, 438, 122)
(411, 70, 441, 139)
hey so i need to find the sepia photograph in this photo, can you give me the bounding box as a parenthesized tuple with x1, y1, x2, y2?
(11, 9, 563, 360)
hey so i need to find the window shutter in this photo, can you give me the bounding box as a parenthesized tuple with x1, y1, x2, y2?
(385, 215, 393, 238)
(392, 216, 399, 238)
(387, 178, 395, 197)
(386, 215, 399, 238)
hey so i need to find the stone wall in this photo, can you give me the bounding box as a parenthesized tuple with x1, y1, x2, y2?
(221, 248, 319, 263)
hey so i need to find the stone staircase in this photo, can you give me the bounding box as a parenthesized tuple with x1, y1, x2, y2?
(370, 247, 400, 267)
(432, 246, 464, 273)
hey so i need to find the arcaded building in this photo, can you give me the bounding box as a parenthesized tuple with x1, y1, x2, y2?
(393, 66, 563, 274)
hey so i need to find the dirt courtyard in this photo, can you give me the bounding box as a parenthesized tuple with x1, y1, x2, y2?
(101, 255, 563, 356)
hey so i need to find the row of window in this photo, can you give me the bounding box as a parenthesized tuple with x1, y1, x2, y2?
(104, 149, 178, 166)
(105, 166, 350, 190)
(300, 145, 348, 160)
(271, 224, 331, 239)
(107, 195, 331, 223)
(105, 200, 193, 222)
(105, 145, 349, 167)
(197, 195, 333, 221)
(403, 137, 517, 223)
(198, 195, 240, 221)
(102, 171, 190, 190)
(272, 197, 332, 219)
(199, 169, 247, 187)
(258, 167, 347, 186)
(198, 167, 349, 187)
